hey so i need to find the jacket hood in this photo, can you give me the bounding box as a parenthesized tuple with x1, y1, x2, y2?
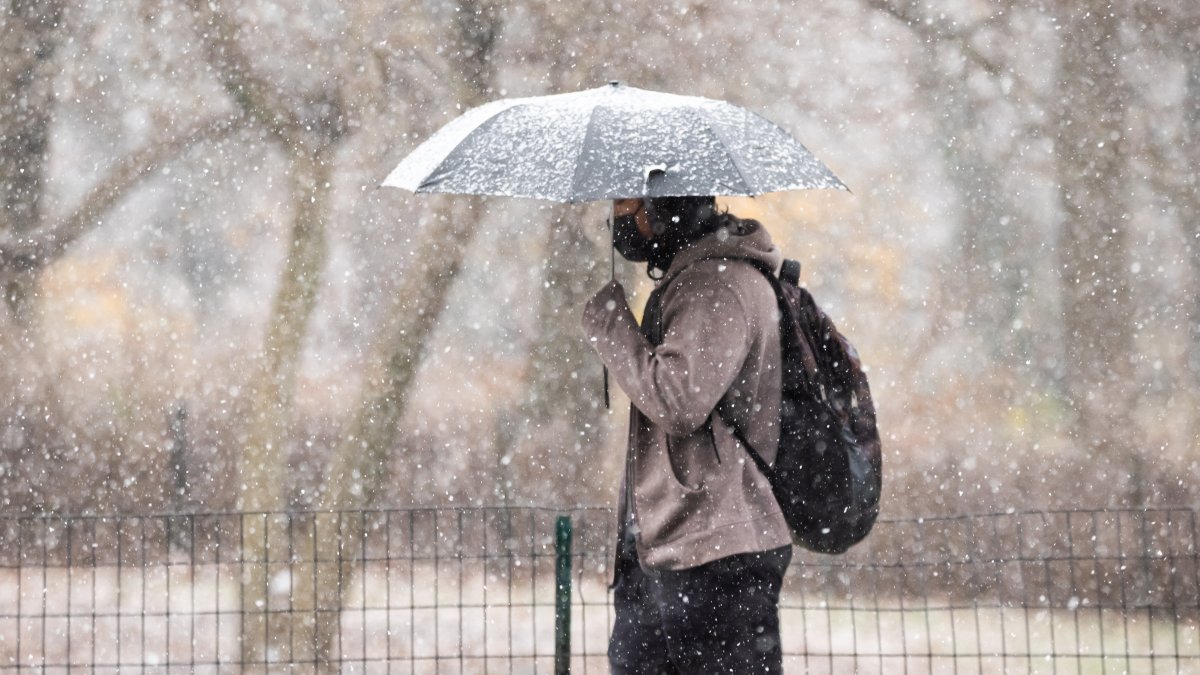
(663, 218, 783, 282)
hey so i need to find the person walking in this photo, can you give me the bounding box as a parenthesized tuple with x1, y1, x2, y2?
(582, 194, 792, 674)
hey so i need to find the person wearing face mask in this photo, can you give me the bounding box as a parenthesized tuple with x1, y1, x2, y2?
(583, 194, 793, 674)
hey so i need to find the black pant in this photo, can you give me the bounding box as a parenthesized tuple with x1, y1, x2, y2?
(609, 541, 792, 674)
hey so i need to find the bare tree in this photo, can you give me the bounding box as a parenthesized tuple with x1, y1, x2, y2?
(301, 2, 503, 666)
(0, 1, 242, 320)
(318, 0, 502, 513)
(860, 0, 1153, 502)
(1179, 25, 1200, 423)
(180, 0, 352, 662)
(502, 205, 611, 505)
(0, 0, 64, 321)
(1129, 4, 1200, 471)
(1052, 2, 1141, 499)
(1, 0, 244, 495)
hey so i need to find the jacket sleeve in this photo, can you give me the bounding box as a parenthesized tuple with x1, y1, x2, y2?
(582, 275, 752, 437)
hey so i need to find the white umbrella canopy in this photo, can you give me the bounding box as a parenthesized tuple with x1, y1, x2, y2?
(383, 82, 847, 202)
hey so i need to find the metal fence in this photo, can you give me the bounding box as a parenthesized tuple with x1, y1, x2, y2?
(0, 506, 1197, 673)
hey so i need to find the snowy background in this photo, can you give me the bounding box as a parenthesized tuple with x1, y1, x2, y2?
(2, 0, 1198, 517)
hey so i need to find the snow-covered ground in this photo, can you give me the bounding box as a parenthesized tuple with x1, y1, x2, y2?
(1, 563, 1195, 673)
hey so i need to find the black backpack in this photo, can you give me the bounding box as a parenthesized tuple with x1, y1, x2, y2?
(747, 259, 882, 553)
(648, 258, 882, 554)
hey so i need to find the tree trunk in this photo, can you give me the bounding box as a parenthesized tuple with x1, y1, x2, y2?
(0, 0, 62, 322)
(261, 197, 481, 670)
(1169, 37, 1200, 466)
(290, 2, 503, 668)
(508, 209, 609, 505)
(0, 0, 59, 456)
(0, 0, 61, 227)
(937, 77, 1024, 360)
(238, 142, 333, 666)
(177, 0, 350, 663)
(1053, 4, 1141, 502)
(1184, 44, 1200, 391)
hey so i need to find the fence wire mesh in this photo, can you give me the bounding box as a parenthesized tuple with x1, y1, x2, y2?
(0, 506, 1196, 673)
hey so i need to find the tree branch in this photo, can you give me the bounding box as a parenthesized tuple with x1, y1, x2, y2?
(861, 0, 1044, 120)
(182, 0, 304, 145)
(864, 0, 1006, 74)
(0, 114, 247, 270)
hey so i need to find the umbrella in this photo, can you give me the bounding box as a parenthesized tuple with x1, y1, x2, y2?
(383, 82, 846, 201)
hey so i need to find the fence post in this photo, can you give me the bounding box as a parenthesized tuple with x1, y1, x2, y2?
(554, 515, 573, 675)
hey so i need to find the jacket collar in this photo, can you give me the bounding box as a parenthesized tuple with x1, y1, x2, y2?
(659, 219, 783, 286)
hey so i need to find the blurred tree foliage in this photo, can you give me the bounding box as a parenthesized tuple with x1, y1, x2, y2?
(1, 0, 1198, 521)
(5, 0, 1200, 664)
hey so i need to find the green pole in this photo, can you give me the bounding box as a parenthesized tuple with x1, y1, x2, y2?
(554, 515, 573, 675)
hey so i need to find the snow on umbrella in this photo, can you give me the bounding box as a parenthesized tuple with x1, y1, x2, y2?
(383, 82, 847, 202)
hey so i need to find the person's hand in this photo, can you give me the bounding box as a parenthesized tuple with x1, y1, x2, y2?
(584, 280, 627, 318)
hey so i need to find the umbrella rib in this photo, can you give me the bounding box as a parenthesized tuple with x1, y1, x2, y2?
(386, 97, 520, 192)
(693, 106, 754, 195)
(568, 104, 606, 203)
(416, 103, 528, 196)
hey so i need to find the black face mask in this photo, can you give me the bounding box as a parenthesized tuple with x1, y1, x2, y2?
(612, 213, 652, 262)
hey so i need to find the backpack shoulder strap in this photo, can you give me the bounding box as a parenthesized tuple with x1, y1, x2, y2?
(780, 258, 801, 286)
(705, 257, 804, 472)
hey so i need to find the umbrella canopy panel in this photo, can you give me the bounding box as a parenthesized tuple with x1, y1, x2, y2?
(384, 83, 846, 202)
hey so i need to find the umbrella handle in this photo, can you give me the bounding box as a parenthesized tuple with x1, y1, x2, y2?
(604, 366, 610, 410)
(605, 217, 613, 409)
(608, 217, 616, 282)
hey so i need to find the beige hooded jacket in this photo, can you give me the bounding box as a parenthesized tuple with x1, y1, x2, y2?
(582, 219, 791, 570)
